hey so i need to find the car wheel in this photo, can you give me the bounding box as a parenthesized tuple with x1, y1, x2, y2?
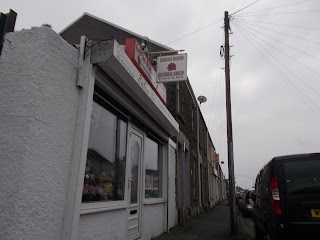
(254, 221, 264, 240)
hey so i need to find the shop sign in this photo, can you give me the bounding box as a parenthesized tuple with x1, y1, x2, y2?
(214, 153, 220, 163)
(125, 38, 166, 104)
(113, 40, 179, 132)
(156, 53, 187, 83)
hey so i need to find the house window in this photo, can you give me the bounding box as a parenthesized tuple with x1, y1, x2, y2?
(145, 137, 162, 198)
(82, 100, 127, 203)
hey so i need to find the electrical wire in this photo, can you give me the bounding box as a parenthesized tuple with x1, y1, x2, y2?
(235, 0, 313, 16)
(208, 58, 223, 127)
(234, 20, 320, 63)
(232, 20, 319, 111)
(165, 18, 223, 45)
(212, 70, 224, 135)
(235, 21, 320, 78)
(212, 72, 223, 141)
(234, 20, 320, 45)
(216, 76, 225, 140)
(235, 18, 320, 31)
(230, 0, 262, 16)
(217, 78, 226, 152)
(208, 34, 225, 128)
(212, 72, 225, 151)
(232, 20, 320, 112)
(236, 10, 320, 17)
(234, 20, 320, 98)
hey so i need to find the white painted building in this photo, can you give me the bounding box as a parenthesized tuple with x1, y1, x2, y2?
(0, 27, 178, 240)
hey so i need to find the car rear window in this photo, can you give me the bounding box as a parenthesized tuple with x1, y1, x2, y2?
(283, 157, 320, 194)
(248, 191, 254, 199)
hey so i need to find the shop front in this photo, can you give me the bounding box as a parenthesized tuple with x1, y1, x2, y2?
(0, 27, 177, 240)
(73, 38, 179, 240)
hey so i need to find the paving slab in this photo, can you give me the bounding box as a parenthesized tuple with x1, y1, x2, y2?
(153, 201, 231, 240)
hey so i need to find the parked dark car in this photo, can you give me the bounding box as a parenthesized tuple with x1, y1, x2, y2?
(236, 190, 244, 205)
(238, 189, 255, 217)
(253, 153, 320, 240)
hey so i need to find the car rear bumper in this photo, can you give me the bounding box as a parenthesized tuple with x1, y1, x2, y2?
(269, 222, 320, 238)
(285, 222, 320, 237)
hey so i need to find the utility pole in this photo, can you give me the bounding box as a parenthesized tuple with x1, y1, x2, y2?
(224, 11, 238, 236)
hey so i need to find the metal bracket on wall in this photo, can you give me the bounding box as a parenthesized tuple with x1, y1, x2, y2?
(89, 39, 114, 64)
(77, 38, 114, 87)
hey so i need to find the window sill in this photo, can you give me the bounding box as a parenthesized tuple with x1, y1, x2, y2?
(80, 201, 127, 215)
(143, 199, 166, 206)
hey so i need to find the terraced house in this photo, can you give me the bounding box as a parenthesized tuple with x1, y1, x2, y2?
(0, 12, 227, 240)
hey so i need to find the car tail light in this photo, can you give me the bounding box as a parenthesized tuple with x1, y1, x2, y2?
(270, 176, 282, 215)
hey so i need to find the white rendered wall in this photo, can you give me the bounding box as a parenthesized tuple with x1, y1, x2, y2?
(78, 210, 127, 240)
(142, 204, 165, 239)
(0, 27, 79, 240)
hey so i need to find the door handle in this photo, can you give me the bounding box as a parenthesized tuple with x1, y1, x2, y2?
(129, 178, 134, 182)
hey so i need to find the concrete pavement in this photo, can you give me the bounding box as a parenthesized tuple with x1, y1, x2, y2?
(153, 200, 253, 240)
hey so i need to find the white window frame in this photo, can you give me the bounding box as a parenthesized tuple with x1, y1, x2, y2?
(80, 96, 130, 215)
(143, 135, 166, 204)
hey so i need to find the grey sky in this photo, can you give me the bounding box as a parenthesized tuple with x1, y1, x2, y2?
(3, 0, 320, 189)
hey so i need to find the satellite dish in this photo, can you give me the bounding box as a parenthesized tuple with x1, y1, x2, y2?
(197, 95, 207, 104)
(221, 161, 225, 164)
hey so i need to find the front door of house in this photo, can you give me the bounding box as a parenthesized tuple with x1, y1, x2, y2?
(127, 127, 143, 240)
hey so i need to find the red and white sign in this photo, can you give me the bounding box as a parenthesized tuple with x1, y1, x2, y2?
(214, 154, 220, 163)
(125, 38, 166, 104)
(113, 40, 178, 134)
(156, 53, 187, 83)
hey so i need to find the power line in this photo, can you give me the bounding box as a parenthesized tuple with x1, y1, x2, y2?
(217, 80, 226, 152)
(235, 20, 320, 63)
(213, 72, 224, 141)
(235, 0, 313, 16)
(235, 21, 320, 78)
(235, 20, 320, 98)
(230, 0, 262, 16)
(234, 20, 320, 45)
(234, 20, 320, 111)
(165, 18, 223, 45)
(212, 70, 224, 135)
(216, 73, 225, 140)
(232, 20, 320, 112)
(235, 18, 320, 30)
(236, 10, 320, 17)
(208, 58, 222, 126)
(208, 57, 223, 127)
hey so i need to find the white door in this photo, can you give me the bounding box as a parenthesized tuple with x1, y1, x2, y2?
(127, 128, 143, 240)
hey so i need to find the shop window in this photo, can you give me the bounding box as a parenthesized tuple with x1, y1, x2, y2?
(82, 101, 127, 203)
(145, 137, 162, 198)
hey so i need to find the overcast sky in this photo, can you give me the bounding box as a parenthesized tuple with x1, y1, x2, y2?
(3, 0, 320, 189)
